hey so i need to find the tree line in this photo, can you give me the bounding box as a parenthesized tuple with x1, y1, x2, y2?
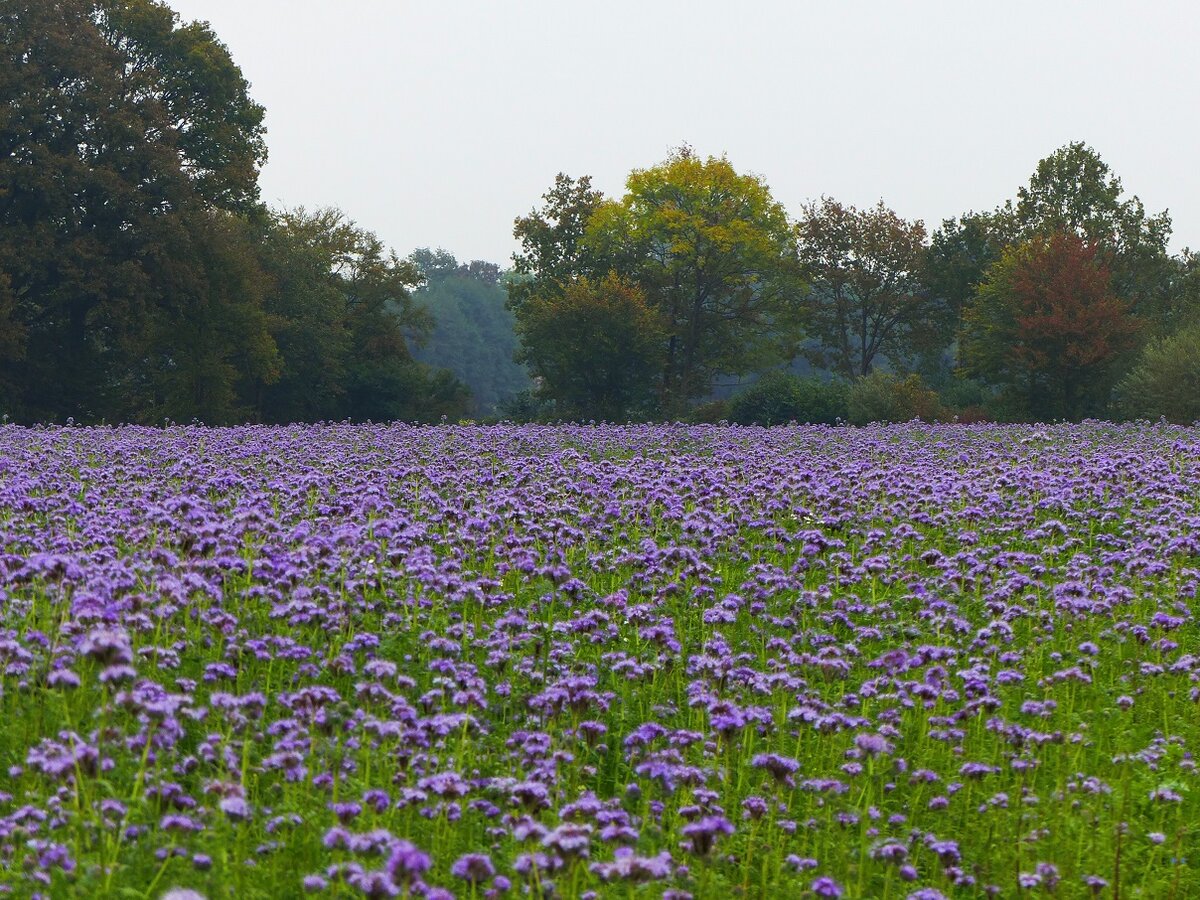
(509, 145, 1200, 425)
(3, 1, 1197, 426)
(0, 0, 474, 425)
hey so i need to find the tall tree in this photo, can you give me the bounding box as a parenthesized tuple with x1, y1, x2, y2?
(925, 211, 1017, 332)
(584, 148, 805, 411)
(961, 232, 1140, 421)
(1010, 142, 1178, 330)
(140, 208, 280, 424)
(509, 174, 606, 313)
(515, 273, 665, 421)
(258, 209, 467, 424)
(918, 211, 1020, 383)
(0, 0, 267, 421)
(408, 249, 530, 418)
(1013, 143, 1169, 258)
(795, 198, 932, 378)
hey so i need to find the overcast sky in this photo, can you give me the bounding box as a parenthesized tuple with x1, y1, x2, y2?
(169, 0, 1199, 265)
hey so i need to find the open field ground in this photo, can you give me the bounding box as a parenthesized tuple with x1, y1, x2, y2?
(1, 424, 1199, 898)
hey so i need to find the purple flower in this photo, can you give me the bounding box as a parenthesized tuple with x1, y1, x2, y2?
(751, 753, 801, 786)
(1149, 787, 1183, 803)
(219, 797, 251, 822)
(385, 841, 432, 883)
(854, 733, 892, 756)
(812, 876, 843, 898)
(450, 853, 495, 884)
(681, 816, 734, 856)
(79, 628, 133, 666)
(590, 849, 673, 883)
(542, 823, 593, 859)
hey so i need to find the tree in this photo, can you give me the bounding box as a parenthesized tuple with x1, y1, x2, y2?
(918, 211, 1019, 385)
(1010, 142, 1178, 330)
(845, 372, 945, 425)
(726, 371, 848, 426)
(584, 148, 805, 411)
(139, 208, 280, 424)
(795, 198, 932, 378)
(0, 0, 267, 421)
(1013, 143, 1169, 260)
(925, 212, 1018, 335)
(515, 274, 665, 421)
(509, 174, 606, 313)
(961, 232, 1140, 421)
(408, 249, 530, 418)
(1114, 323, 1200, 423)
(259, 209, 468, 424)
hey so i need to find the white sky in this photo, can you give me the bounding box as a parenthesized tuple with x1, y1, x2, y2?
(168, 0, 1200, 265)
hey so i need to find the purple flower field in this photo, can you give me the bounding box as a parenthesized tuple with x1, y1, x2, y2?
(1, 423, 1199, 899)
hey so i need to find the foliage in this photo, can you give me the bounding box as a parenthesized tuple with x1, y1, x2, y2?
(796, 198, 934, 378)
(1012, 142, 1169, 262)
(921, 211, 1019, 379)
(961, 232, 1140, 421)
(686, 398, 732, 424)
(727, 371, 848, 425)
(515, 274, 666, 421)
(925, 212, 1018, 324)
(933, 376, 994, 419)
(1009, 142, 1178, 330)
(258, 210, 467, 424)
(584, 148, 807, 411)
(408, 249, 530, 417)
(1114, 324, 1200, 423)
(508, 174, 606, 314)
(0, 0, 267, 421)
(143, 209, 280, 424)
(845, 371, 945, 424)
(495, 388, 556, 424)
(3, 11, 1198, 433)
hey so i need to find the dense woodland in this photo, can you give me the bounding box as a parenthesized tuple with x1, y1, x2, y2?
(3, 0, 1199, 425)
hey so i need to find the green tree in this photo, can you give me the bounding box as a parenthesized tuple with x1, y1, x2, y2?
(916, 212, 1016, 392)
(1009, 142, 1177, 330)
(727, 371, 848, 426)
(140, 209, 280, 424)
(584, 148, 806, 411)
(1114, 323, 1200, 423)
(258, 209, 466, 424)
(961, 232, 1140, 421)
(408, 249, 530, 417)
(1013, 142, 1168, 259)
(796, 198, 933, 378)
(509, 174, 606, 313)
(516, 274, 665, 421)
(0, 0, 266, 421)
(845, 372, 945, 425)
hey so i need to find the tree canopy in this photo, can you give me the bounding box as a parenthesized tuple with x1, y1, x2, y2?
(961, 232, 1140, 421)
(0, 0, 267, 420)
(408, 249, 530, 418)
(0, 0, 1195, 426)
(796, 198, 932, 378)
(515, 273, 665, 422)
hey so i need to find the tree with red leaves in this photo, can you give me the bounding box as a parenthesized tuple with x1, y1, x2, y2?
(960, 232, 1139, 421)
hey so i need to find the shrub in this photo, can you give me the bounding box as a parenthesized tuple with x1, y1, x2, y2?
(1114, 325, 1200, 423)
(846, 372, 944, 425)
(727, 372, 848, 426)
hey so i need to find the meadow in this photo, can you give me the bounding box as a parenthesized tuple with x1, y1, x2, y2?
(0, 423, 1198, 899)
